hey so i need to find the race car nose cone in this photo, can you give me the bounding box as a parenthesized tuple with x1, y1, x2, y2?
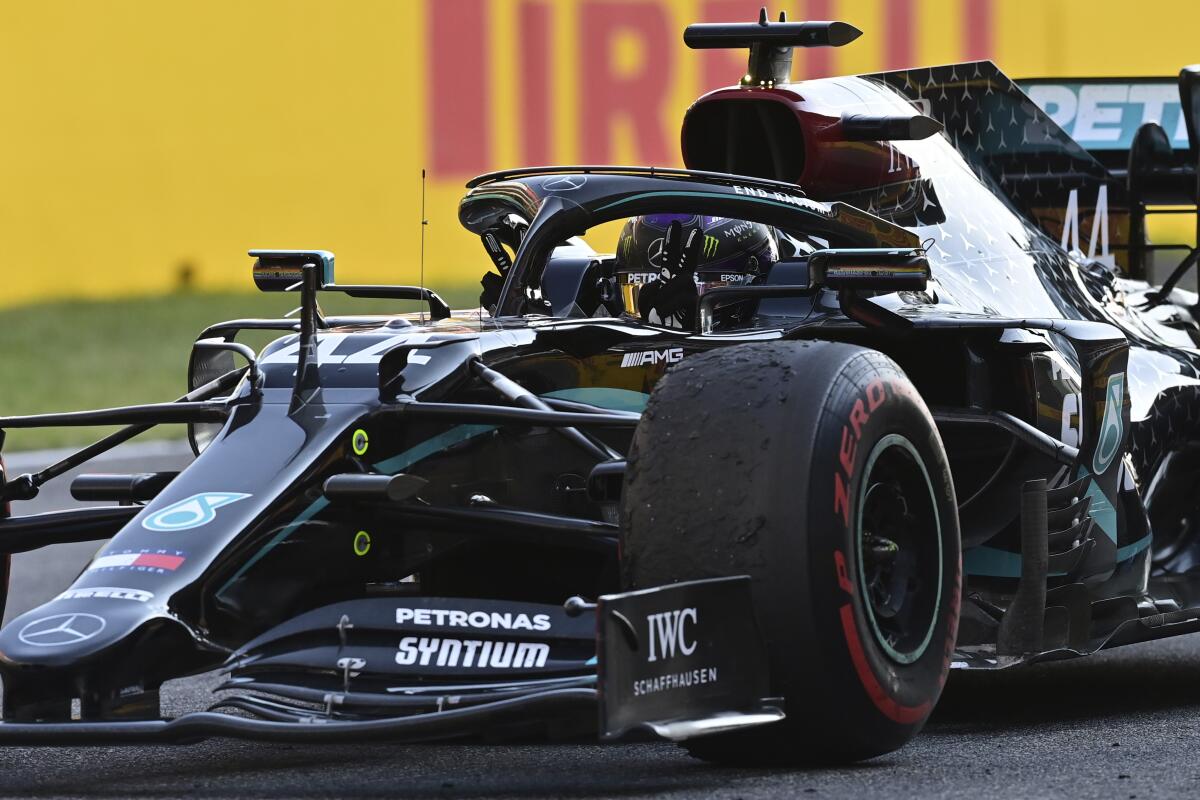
(14, 612, 108, 648)
(0, 596, 160, 669)
(0, 594, 211, 719)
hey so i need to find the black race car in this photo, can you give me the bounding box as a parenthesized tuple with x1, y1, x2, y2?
(1, 9, 1200, 764)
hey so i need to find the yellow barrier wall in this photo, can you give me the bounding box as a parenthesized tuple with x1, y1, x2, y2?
(0, 0, 1196, 307)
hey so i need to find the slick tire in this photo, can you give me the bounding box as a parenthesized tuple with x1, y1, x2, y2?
(621, 341, 961, 764)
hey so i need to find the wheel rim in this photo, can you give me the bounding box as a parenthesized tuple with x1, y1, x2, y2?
(854, 434, 943, 665)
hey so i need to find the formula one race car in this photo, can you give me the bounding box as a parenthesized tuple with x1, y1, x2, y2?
(1, 9, 1200, 764)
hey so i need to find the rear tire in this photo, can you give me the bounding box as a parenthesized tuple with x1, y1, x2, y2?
(621, 341, 960, 764)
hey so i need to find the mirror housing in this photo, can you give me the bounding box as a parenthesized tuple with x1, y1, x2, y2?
(250, 249, 335, 292)
(808, 248, 930, 292)
(186, 339, 257, 456)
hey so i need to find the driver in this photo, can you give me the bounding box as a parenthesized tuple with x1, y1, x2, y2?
(615, 214, 779, 329)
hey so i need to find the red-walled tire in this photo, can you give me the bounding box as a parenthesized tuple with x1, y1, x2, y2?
(621, 341, 960, 764)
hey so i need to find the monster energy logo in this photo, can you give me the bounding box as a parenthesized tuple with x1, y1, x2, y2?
(621, 235, 633, 260)
(702, 235, 718, 259)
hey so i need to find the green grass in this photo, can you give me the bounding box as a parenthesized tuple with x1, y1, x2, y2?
(0, 286, 478, 452)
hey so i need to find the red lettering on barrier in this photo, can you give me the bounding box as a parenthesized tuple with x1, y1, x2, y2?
(801, 0, 833, 78)
(698, 0, 763, 91)
(884, 0, 914, 70)
(428, 0, 491, 176)
(519, 1, 553, 164)
(964, 0, 994, 61)
(579, 1, 673, 164)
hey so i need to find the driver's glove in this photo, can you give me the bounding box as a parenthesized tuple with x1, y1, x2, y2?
(638, 221, 702, 329)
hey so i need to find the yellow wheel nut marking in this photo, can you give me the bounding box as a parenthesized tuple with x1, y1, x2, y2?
(353, 530, 372, 557)
(351, 428, 369, 455)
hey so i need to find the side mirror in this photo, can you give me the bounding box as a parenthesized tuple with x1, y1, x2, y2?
(808, 248, 930, 292)
(250, 249, 335, 291)
(186, 339, 258, 456)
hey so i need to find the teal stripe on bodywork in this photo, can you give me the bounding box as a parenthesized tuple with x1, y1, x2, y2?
(372, 424, 497, 474)
(219, 424, 498, 595)
(220, 391, 644, 594)
(224, 496, 332, 588)
(963, 545, 1069, 579)
(963, 546, 1031, 578)
(964, 534, 1152, 579)
(965, 468, 1125, 578)
(542, 387, 649, 413)
(1115, 534, 1151, 562)
(1079, 466, 1118, 544)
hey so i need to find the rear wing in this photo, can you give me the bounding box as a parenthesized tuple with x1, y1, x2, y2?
(1019, 75, 1196, 177)
(1021, 69, 1199, 284)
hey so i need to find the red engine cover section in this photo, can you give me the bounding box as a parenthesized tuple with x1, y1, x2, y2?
(680, 84, 921, 200)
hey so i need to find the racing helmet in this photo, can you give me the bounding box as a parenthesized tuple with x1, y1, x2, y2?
(615, 214, 779, 328)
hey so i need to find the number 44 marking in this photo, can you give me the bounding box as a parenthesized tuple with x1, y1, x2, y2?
(259, 333, 433, 366)
(1061, 186, 1113, 268)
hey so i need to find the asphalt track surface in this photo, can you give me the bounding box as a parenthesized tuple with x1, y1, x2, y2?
(3, 443, 1200, 798)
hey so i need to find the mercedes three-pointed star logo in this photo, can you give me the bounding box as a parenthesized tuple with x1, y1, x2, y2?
(18, 613, 107, 647)
(542, 175, 587, 192)
(647, 237, 665, 268)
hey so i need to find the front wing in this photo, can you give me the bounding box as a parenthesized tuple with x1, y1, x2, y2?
(0, 577, 782, 745)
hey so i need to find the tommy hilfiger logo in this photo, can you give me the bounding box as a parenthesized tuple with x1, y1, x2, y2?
(88, 551, 186, 574)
